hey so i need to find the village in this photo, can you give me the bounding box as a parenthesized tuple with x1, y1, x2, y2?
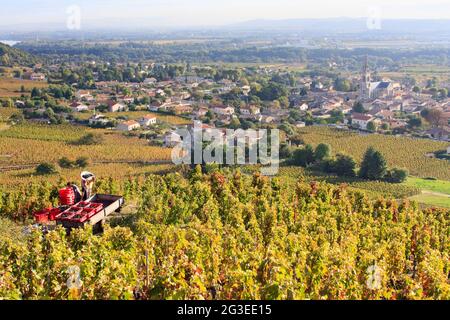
(6, 57, 450, 154)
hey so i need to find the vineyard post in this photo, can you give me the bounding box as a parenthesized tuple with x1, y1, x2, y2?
(145, 237, 149, 289)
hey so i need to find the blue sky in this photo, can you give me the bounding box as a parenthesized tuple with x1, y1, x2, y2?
(2, 0, 450, 29)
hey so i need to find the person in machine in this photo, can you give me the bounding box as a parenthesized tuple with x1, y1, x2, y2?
(81, 171, 96, 201)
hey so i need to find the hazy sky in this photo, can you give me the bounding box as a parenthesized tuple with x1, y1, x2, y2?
(2, 0, 450, 29)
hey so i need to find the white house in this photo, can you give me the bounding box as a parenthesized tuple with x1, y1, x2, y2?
(138, 115, 157, 127)
(156, 89, 166, 97)
(70, 102, 89, 112)
(88, 114, 109, 126)
(30, 73, 46, 81)
(213, 105, 235, 116)
(296, 103, 309, 111)
(117, 120, 141, 131)
(351, 113, 373, 130)
(108, 101, 126, 112)
(75, 90, 93, 101)
(240, 105, 261, 116)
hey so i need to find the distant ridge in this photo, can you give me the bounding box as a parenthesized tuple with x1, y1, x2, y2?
(226, 18, 450, 34)
(0, 43, 39, 67)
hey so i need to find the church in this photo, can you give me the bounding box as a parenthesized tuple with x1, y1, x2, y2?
(359, 56, 396, 100)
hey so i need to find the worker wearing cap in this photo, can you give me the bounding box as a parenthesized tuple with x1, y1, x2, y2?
(81, 172, 95, 201)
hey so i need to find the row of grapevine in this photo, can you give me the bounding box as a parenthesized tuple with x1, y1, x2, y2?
(1, 168, 448, 300)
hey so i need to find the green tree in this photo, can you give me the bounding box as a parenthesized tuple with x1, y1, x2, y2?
(386, 168, 409, 183)
(73, 133, 104, 146)
(291, 144, 315, 167)
(334, 78, 352, 92)
(35, 163, 58, 175)
(352, 101, 366, 114)
(408, 117, 423, 129)
(366, 121, 377, 132)
(75, 157, 89, 168)
(333, 154, 356, 177)
(359, 147, 387, 181)
(58, 157, 75, 169)
(314, 143, 331, 162)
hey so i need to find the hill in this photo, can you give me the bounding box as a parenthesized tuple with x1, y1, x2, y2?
(0, 43, 38, 67)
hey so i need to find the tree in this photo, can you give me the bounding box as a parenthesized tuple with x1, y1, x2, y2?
(256, 82, 288, 101)
(35, 163, 58, 175)
(408, 117, 423, 129)
(366, 121, 377, 132)
(2, 98, 13, 108)
(334, 78, 352, 92)
(73, 133, 104, 146)
(333, 154, 356, 177)
(412, 86, 421, 94)
(58, 157, 75, 168)
(386, 168, 409, 183)
(438, 88, 448, 99)
(75, 157, 89, 168)
(291, 144, 315, 167)
(353, 101, 366, 114)
(279, 144, 293, 159)
(423, 108, 445, 127)
(31, 87, 41, 98)
(359, 147, 387, 181)
(314, 143, 331, 162)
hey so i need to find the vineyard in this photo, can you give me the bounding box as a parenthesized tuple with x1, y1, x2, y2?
(276, 166, 422, 200)
(0, 78, 48, 98)
(0, 123, 172, 168)
(0, 169, 449, 300)
(296, 127, 449, 180)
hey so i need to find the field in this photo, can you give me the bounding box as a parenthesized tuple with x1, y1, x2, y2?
(380, 64, 450, 83)
(405, 177, 450, 208)
(0, 77, 48, 97)
(409, 193, 450, 208)
(297, 126, 450, 180)
(405, 177, 450, 194)
(0, 123, 173, 191)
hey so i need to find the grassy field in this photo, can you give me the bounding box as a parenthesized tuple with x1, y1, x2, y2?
(298, 126, 450, 180)
(404, 177, 450, 194)
(409, 193, 450, 208)
(404, 177, 450, 208)
(0, 77, 48, 97)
